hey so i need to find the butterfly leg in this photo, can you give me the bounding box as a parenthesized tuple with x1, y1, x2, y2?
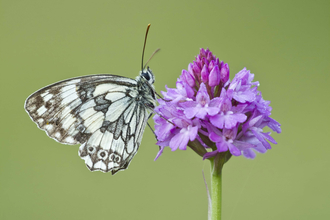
(144, 100, 175, 127)
(147, 122, 157, 140)
(147, 121, 163, 152)
(146, 113, 157, 140)
(152, 110, 175, 125)
(155, 91, 172, 102)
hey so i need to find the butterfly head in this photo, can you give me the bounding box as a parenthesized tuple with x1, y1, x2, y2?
(140, 67, 155, 85)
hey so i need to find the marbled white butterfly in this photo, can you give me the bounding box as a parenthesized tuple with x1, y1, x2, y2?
(24, 24, 157, 175)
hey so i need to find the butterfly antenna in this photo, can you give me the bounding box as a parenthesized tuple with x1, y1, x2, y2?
(143, 48, 160, 70)
(141, 24, 151, 71)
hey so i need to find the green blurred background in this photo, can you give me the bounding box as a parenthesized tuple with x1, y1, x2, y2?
(1, 0, 329, 219)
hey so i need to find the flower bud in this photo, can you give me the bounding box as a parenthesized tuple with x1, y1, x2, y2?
(182, 69, 195, 87)
(215, 58, 220, 66)
(195, 55, 202, 63)
(208, 60, 215, 72)
(208, 65, 220, 87)
(201, 65, 209, 83)
(200, 48, 206, 57)
(220, 62, 230, 84)
(202, 57, 209, 67)
(188, 63, 194, 76)
(192, 61, 201, 77)
(206, 51, 214, 62)
(219, 60, 224, 69)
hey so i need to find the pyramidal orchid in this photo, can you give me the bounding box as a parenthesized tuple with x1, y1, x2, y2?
(153, 48, 281, 220)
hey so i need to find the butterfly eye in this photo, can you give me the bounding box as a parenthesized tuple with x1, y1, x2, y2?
(141, 71, 150, 81)
(141, 69, 155, 84)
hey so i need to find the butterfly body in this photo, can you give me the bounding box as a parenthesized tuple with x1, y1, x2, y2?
(25, 69, 156, 174)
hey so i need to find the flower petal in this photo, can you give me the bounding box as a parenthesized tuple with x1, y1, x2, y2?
(169, 131, 189, 151)
(233, 140, 256, 150)
(189, 126, 199, 141)
(194, 107, 208, 119)
(210, 114, 225, 129)
(209, 97, 221, 108)
(228, 143, 241, 156)
(224, 113, 247, 129)
(262, 132, 277, 144)
(196, 83, 210, 104)
(155, 122, 175, 141)
(154, 146, 165, 161)
(216, 141, 229, 153)
(184, 107, 199, 119)
(203, 150, 218, 160)
(181, 69, 195, 87)
(209, 132, 222, 142)
(251, 129, 272, 149)
(206, 107, 220, 116)
(243, 149, 256, 159)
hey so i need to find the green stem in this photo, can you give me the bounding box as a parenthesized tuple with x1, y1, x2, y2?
(210, 154, 225, 220)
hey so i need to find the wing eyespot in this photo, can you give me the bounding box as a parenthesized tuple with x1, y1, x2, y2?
(97, 150, 108, 160)
(109, 153, 121, 163)
(88, 146, 96, 154)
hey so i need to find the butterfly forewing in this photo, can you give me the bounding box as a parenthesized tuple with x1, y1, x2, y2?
(25, 73, 155, 174)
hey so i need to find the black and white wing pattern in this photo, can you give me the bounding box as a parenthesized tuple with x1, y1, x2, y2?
(25, 72, 156, 175)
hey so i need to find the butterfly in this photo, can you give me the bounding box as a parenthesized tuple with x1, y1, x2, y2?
(24, 24, 158, 175)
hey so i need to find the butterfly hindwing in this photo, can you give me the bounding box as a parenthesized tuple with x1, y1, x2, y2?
(78, 101, 150, 174)
(25, 74, 153, 174)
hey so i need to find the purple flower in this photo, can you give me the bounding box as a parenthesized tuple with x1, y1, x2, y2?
(206, 126, 255, 157)
(181, 83, 221, 119)
(228, 68, 258, 103)
(169, 125, 199, 151)
(153, 48, 281, 161)
(162, 81, 194, 103)
(209, 88, 247, 129)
